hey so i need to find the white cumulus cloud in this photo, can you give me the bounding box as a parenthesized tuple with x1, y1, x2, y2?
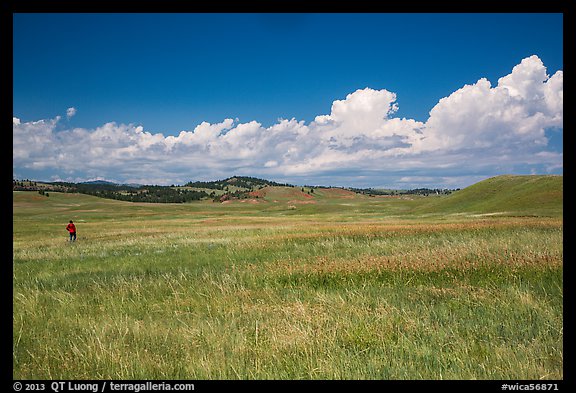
(424, 55, 563, 153)
(13, 55, 562, 188)
(66, 107, 77, 119)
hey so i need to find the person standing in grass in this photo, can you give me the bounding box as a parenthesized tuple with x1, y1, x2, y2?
(66, 220, 77, 242)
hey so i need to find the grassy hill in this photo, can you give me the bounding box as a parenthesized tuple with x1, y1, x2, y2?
(413, 175, 563, 217)
(248, 186, 314, 202)
(13, 174, 563, 218)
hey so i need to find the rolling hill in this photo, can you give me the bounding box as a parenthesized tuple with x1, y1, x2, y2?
(413, 175, 563, 217)
(13, 175, 563, 217)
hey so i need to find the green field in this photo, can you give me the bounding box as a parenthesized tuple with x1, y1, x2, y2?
(13, 175, 563, 379)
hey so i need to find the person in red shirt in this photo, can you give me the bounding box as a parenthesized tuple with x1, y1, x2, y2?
(66, 220, 77, 242)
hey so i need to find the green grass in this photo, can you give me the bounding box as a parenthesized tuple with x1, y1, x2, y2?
(413, 175, 563, 216)
(13, 176, 563, 379)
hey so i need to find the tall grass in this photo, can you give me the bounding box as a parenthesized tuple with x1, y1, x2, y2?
(13, 192, 562, 379)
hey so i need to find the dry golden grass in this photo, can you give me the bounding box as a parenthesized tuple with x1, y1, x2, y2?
(13, 191, 563, 379)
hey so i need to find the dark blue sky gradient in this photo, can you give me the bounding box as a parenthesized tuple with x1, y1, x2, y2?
(13, 13, 563, 135)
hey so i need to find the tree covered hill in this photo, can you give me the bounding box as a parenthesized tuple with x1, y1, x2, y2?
(13, 175, 459, 204)
(185, 176, 292, 190)
(12, 176, 294, 203)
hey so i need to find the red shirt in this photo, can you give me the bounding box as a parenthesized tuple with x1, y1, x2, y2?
(66, 223, 76, 233)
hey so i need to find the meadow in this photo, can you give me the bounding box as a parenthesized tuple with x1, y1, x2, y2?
(12, 177, 563, 379)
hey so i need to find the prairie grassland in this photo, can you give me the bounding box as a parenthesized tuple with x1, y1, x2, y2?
(13, 191, 562, 379)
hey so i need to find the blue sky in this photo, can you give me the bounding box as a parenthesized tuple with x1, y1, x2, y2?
(13, 13, 563, 188)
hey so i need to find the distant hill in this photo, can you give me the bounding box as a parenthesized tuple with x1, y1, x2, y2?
(247, 186, 316, 203)
(14, 175, 562, 215)
(185, 176, 292, 190)
(80, 180, 117, 185)
(80, 180, 143, 187)
(413, 175, 563, 217)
